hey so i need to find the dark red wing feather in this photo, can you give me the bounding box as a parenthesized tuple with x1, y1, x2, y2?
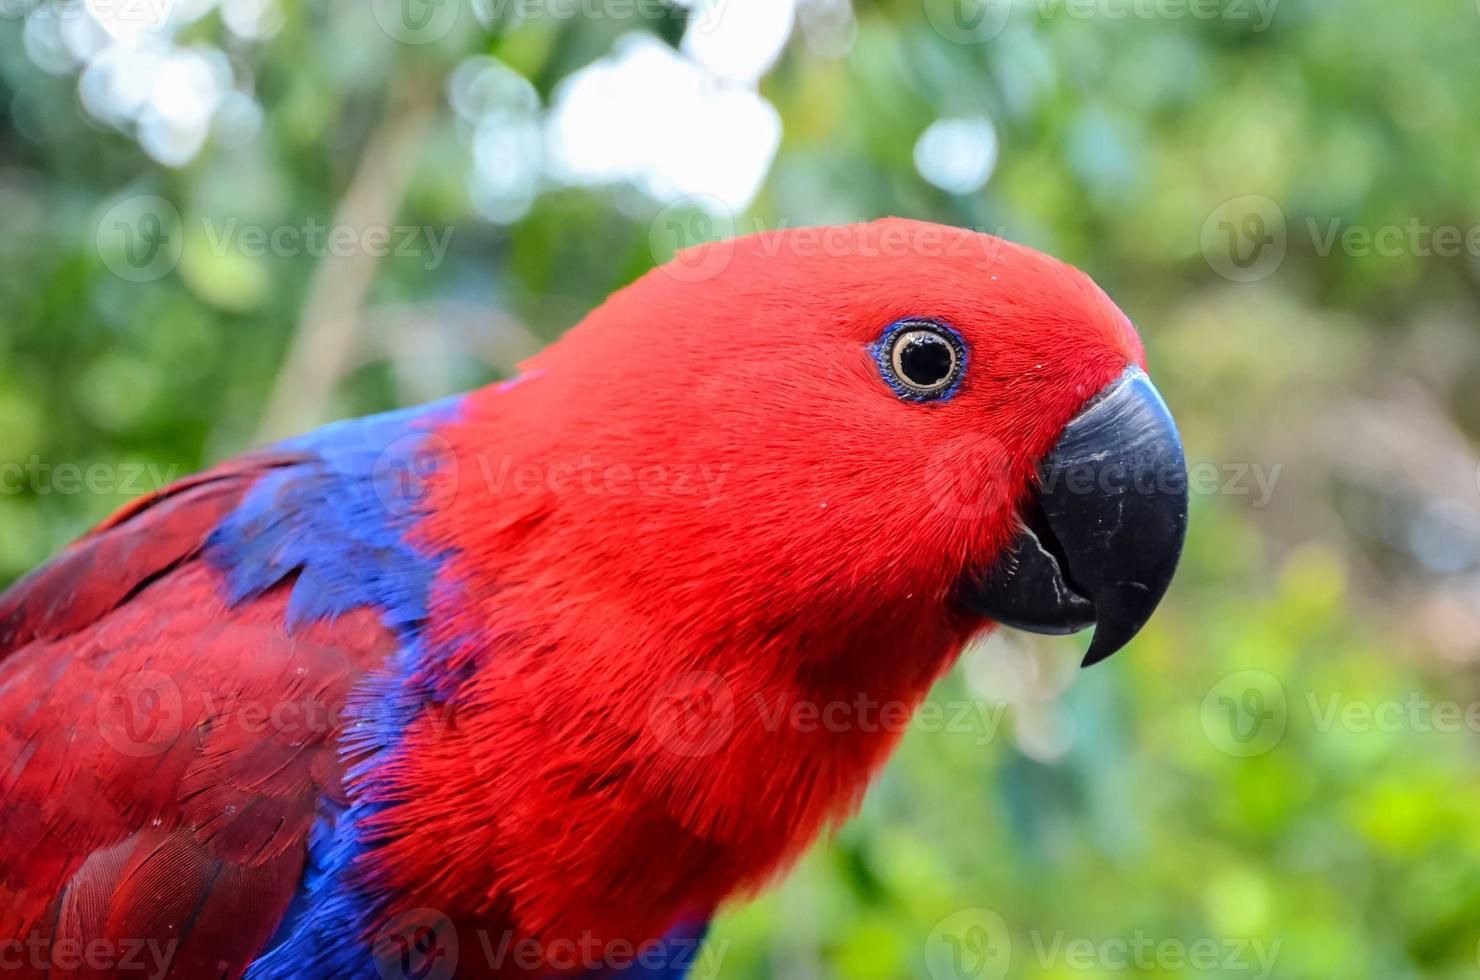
(0, 453, 400, 978)
(0, 453, 300, 659)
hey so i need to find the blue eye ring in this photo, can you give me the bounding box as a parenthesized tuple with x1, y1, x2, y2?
(873, 319, 967, 403)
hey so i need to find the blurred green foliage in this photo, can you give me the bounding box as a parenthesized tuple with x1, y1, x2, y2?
(3, 0, 1480, 977)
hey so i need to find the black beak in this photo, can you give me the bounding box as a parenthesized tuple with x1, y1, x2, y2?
(959, 367, 1188, 667)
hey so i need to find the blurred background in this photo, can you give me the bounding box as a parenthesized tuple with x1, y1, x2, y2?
(3, 0, 1480, 976)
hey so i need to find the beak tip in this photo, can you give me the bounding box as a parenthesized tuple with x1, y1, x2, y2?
(1079, 633, 1119, 668)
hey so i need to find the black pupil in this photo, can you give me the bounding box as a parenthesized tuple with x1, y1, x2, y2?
(898, 333, 953, 387)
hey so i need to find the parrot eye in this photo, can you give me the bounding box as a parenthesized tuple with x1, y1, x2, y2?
(876, 320, 966, 401)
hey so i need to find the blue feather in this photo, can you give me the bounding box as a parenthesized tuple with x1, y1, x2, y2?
(209, 398, 461, 980)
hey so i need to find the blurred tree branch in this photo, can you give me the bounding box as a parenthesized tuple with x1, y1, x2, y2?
(255, 78, 439, 443)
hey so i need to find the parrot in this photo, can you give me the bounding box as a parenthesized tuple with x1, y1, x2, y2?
(0, 219, 1187, 979)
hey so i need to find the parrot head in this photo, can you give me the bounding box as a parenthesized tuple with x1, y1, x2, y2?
(465, 217, 1187, 667)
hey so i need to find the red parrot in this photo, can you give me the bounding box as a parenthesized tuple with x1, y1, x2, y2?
(0, 220, 1187, 979)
